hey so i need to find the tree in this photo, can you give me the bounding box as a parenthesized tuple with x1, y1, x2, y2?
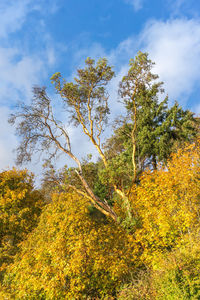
(9, 57, 134, 223)
(9, 53, 198, 226)
(0, 169, 43, 279)
(132, 139, 200, 265)
(9, 58, 121, 222)
(2, 141, 199, 299)
(1, 192, 137, 299)
(117, 139, 200, 299)
(41, 159, 111, 207)
(118, 52, 197, 180)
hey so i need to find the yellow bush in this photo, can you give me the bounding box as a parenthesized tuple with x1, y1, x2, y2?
(2, 192, 138, 299)
(0, 168, 43, 274)
(132, 140, 200, 266)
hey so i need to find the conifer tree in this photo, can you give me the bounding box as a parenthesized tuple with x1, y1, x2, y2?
(9, 53, 198, 225)
(106, 52, 198, 187)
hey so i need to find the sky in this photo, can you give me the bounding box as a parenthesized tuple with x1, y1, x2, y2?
(0, 0, 200, 181)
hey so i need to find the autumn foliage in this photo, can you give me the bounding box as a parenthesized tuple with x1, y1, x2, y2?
(0, 169, 43, 278)
(2, 53, 200, 298)
(1, 193, 137, 299)
(133, 140, 200, 266)
(0, 140, 199, 298)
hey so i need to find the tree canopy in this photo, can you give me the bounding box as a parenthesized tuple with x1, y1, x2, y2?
(9, 52, 198, 228)
(1, 51, 200, 298)
(1, 140, 199, 299)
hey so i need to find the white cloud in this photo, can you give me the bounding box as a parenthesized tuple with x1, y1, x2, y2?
(42, 17, 200, 162)
(0, 1, 60, 105)
(0, 0, 60, 175)
(0, 107, 18, 169)
(0, 48, 48, 174)
(139, 18, 200, 105)
(71, 42, 106, 70)
(107, 18, 200, 110)
(0, 0, 31, 38)
(37, 18, 200, 174)
(0, 0, 60, 39)
(124, 0, 144, 11)
(108, 37, 137, 69)
(0, 47, 46, 104)
(1, 0, 200, 180)
(167, 0, 198, 18)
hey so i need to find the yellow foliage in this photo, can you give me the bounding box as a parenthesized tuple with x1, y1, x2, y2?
(132, 140, 200, 266)
(1, 140, 200, 298)
(2, 192, 138, 299)
(0, 168, 43, 278)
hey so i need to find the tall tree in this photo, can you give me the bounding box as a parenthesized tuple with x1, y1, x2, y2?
(9, 58, 121, 222)
(117, 52, 197, 180)
(9, 53, 198, 225)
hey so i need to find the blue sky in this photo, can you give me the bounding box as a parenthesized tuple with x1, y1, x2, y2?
(0, 0, 200, 177)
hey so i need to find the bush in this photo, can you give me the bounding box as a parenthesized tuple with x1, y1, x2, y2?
(2, 192, 138, 299)
(153, 231, 200, 300)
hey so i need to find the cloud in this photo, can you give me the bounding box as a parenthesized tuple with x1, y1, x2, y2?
(38, 17, 200, 159)
(37, 18, 200, 174)
(108, 37, 137, 69)
(0, 47, 46, 105)
(0, 0, 61, 105)
(107, 18, 200, 110)
(0, 1, 92, 182)
(167, 0, 198, 18)
(1, 0, 200, 180)
(70, 42, 106, 71)
(0, 0, 31, 38)
(0, 0, 61, 39)
(0, 107, 18, 169)
(139, 18, 200, 105)
(0, 0, 61, 175)
(124, 0, 144, 11)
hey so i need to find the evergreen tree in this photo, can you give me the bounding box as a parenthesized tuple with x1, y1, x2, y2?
(9, 52, 198, 225)
(104, 52, 197, 188)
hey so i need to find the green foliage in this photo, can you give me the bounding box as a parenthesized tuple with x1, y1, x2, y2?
(115, 52, 197, 179)
(153, 231, 200, 300)
(9, 52, 198, 223)
(117, 139, 200, 299)
(62, 160, 112, 203)
(100, 149, 133, 189)
(117, 232, 200, 300)
(1, 140, 200, 299)
(6, 52, 200, 298)
(51, 57, 114, 129)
